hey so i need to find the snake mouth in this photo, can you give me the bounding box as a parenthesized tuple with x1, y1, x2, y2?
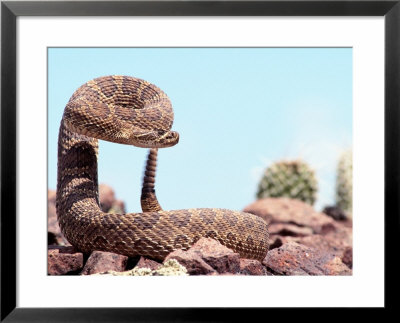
(133, 130, 180, 148)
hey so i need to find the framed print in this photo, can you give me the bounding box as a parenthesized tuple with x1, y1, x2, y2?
(1, 0, 399, 321)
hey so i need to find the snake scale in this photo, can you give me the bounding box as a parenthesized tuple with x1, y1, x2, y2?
(56, 75, 269, 261)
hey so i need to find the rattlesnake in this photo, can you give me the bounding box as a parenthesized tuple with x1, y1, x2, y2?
(56, 75, 269, 261)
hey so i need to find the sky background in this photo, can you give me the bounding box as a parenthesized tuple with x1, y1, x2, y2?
(48, 47, 352, 213)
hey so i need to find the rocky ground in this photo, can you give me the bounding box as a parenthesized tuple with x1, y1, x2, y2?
(48, 187, 352, 276)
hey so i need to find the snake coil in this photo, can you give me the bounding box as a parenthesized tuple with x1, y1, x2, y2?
(56, 75, 269, 261)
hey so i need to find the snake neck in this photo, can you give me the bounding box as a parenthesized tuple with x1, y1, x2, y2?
(56, 119, 100, 225)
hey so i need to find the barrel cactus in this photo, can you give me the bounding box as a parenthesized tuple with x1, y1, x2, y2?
(335, 149, 352, 218)
(257, 159, 318, 205)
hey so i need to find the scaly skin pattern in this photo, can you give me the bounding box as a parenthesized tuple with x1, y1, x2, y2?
(56, 75, 269, 261)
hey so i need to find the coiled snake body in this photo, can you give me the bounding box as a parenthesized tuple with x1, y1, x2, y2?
(56, 75, 269, 261)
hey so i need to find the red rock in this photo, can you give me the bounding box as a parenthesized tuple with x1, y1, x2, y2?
(269, 231, 353, 269)
(263, 241, 351, 276)
(165, 238, 241, 275)
(239, 259, 267, 275)
(243, 198, 352, 275)
(325, 224, 352, 245)
(322, 255, 353, 275)
(207, 272, 241, 276)
(80, 251, 128, 275)
(322, 206, 348, 221)
(136, 256, 162, 271)
(268, 223, 313, 237)
(340, 218, 353, 228)
(48, 189, 56, 204)
(99, 184, 115, 212)
(243, 198, 335, 234)
(341, 247, 353, 269)
(48, 246, 83, 275)
(191, 238, 241, 274)
(165, 249, 216, 275)
(47, 190, 70, 246)
(297, 230, 351, 256)
(268, 235, 290, 250)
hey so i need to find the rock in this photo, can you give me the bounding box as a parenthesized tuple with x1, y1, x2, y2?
(136, 256, 162, 271)
(244, 198, 352, 274)
(207, 272, 242, 276)
(268, 229, 352, 269)
(190, 238, 241, 274)
(99, 184, 115, 212)
(322, 255, 352, 275)
(239, 259, 267, 275)
(99, 184, 125, 213)
(154, 259, 188, 276)
(165, 248, 216, 275)
(80, 251, 128, 275)
(263, 241, 351, 276)
(341, 247, 353, 269)
(243, 197, 335, 234)
(268, 223, 313, 237)
(97, 259, 188, 276)
(268, 236, 286, 250)
(322, 205, 348, 221)
(165, 238, 241, 275)
(296, 234, 352, 269)
(47, 190, 70, 246)
(297, 229, 352, 255)
(48, 246, 84, 275)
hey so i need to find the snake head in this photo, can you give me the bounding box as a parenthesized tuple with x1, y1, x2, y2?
(131, 129, 180, 148)
(63, 75, 180, 149)
(63, 99, 180, 148)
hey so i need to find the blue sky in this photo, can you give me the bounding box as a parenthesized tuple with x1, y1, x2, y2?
(48, 47, 352, 212)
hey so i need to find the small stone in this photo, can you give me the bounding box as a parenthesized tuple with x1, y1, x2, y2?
(239, 259, 267, 275)
(80, 251, 128, 275)
(165, 238, 241, 275)
(48, 246, 83, 275)
(99, 184, 115, 212)
(268, 223, 313, 237)
(165, 249, 216, 275)
(341, 247, 353, 269)
(136, 256, 162, 271)
(322, 206, 348, 221)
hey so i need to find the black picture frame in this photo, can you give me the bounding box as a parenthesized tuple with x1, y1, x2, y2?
(1, 0, 398, 321)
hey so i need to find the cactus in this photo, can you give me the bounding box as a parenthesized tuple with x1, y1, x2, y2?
(335, 149, 352, 218)
(257, 159, 318, 205)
